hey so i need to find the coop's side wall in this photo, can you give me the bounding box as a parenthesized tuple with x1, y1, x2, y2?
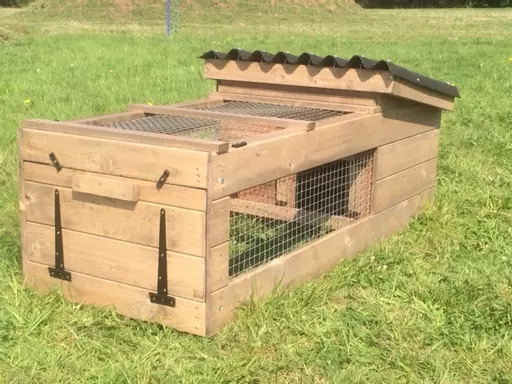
(207, 188, 435, 336)
(372, 130, 440, 213)
(204, 104, 442, 336)
(208, 104, 441, 200)
(19, 124, 210, 336)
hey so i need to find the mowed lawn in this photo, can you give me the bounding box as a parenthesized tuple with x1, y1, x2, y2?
(0, 5, 511, 383)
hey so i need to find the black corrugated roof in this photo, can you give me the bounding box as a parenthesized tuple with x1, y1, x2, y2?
(200, 49, 460, 98)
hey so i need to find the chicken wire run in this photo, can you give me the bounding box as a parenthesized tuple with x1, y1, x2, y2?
(229, 151, 374, 277)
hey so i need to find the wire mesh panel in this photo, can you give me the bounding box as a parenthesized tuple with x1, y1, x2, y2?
(91, 102, 347, 143)
(103, 114, 279, 142)
(229, 151, 374, 278)
(105, 115, 221, 140)
(195, 101, 346, 121)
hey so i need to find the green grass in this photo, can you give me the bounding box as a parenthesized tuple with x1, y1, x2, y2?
(1, 2, 512, 383)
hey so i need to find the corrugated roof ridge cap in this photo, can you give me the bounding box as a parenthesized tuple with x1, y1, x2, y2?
(198, 49, 460, 98)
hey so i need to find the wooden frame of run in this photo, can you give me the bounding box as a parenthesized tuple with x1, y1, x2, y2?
(17, 56, 454, 336)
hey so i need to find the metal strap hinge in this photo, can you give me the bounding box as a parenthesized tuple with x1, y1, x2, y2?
(149, 208, 176, 307)
(48, 189, 71, 281)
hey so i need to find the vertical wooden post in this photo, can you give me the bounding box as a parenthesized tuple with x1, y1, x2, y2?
(205, 196, 230, 335)
(18, 128, 28, 276)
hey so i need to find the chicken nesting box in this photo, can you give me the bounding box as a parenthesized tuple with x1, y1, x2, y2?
(18, 49, 459, 336)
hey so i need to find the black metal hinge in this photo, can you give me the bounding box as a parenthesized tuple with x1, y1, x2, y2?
(149, 209, 176, 307)
(48, 189, 71, 281)
(231, 141, 247, 149)
(156, 169, 170, 189)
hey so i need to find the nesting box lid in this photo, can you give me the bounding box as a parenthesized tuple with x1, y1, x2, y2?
(200, 49, 460, 111)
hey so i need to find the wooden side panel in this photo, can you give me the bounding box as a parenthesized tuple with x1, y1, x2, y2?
(207, 188, 435, 336)
(209, 105, 440, 200)
(374, 130, 440, 181)
(25, 261, 206, 336)
(26, 222, 205, 301)
(24, 163, 206, 211)
(372, 159, 437, 213)
(205, 60, 393, 94)
(21, 128, 209, 189)
(217, 80, 379, 106)
(24, 182, 205, 257)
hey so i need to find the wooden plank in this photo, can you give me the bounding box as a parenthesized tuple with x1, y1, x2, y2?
(129, 104, 316, 131)
(374, 130, 440, 180)
(72, 173, 140, 202)
(70, 111, 145, 126)
(24, 182, 205, 257)
(217, 80, 379, 106)
(209, 105, 441, 200)
(207, 188, 435, 336)
(24, 163, 207, 211)
(18, 130, 28, 275)
(22, 119, 229, 154)
(207, 242, 230, 295)
(372, 159, 438, 213)
(392, 79, 454, 111)
(212, 91, 378, 113)
(26, 222, 205, 301)
(25, 261, 206, 336)
(230, 199, 353, 228)
(205, 60, 393, 94)
(205, 198, 231, 321)
(207, 197, 231, 249)
(21, 128, 210, 189)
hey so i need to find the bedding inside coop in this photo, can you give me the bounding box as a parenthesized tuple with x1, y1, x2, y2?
(229, 150, 374, 277)
(88, 100, 350, 142)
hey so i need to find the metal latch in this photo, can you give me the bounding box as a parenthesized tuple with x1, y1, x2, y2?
(49, 152, 62, 172)
(156, 169, 170, 189)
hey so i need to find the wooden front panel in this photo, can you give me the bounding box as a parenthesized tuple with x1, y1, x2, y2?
(24, 181, 205, 257)
(25, 261, 206, 336)
(26, 222, 205, 302)
(24, 163, 207, 211)
(21, 128, 209, 189)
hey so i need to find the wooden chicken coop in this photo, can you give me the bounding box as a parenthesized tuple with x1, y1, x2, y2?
(18, 49, 459, 336)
